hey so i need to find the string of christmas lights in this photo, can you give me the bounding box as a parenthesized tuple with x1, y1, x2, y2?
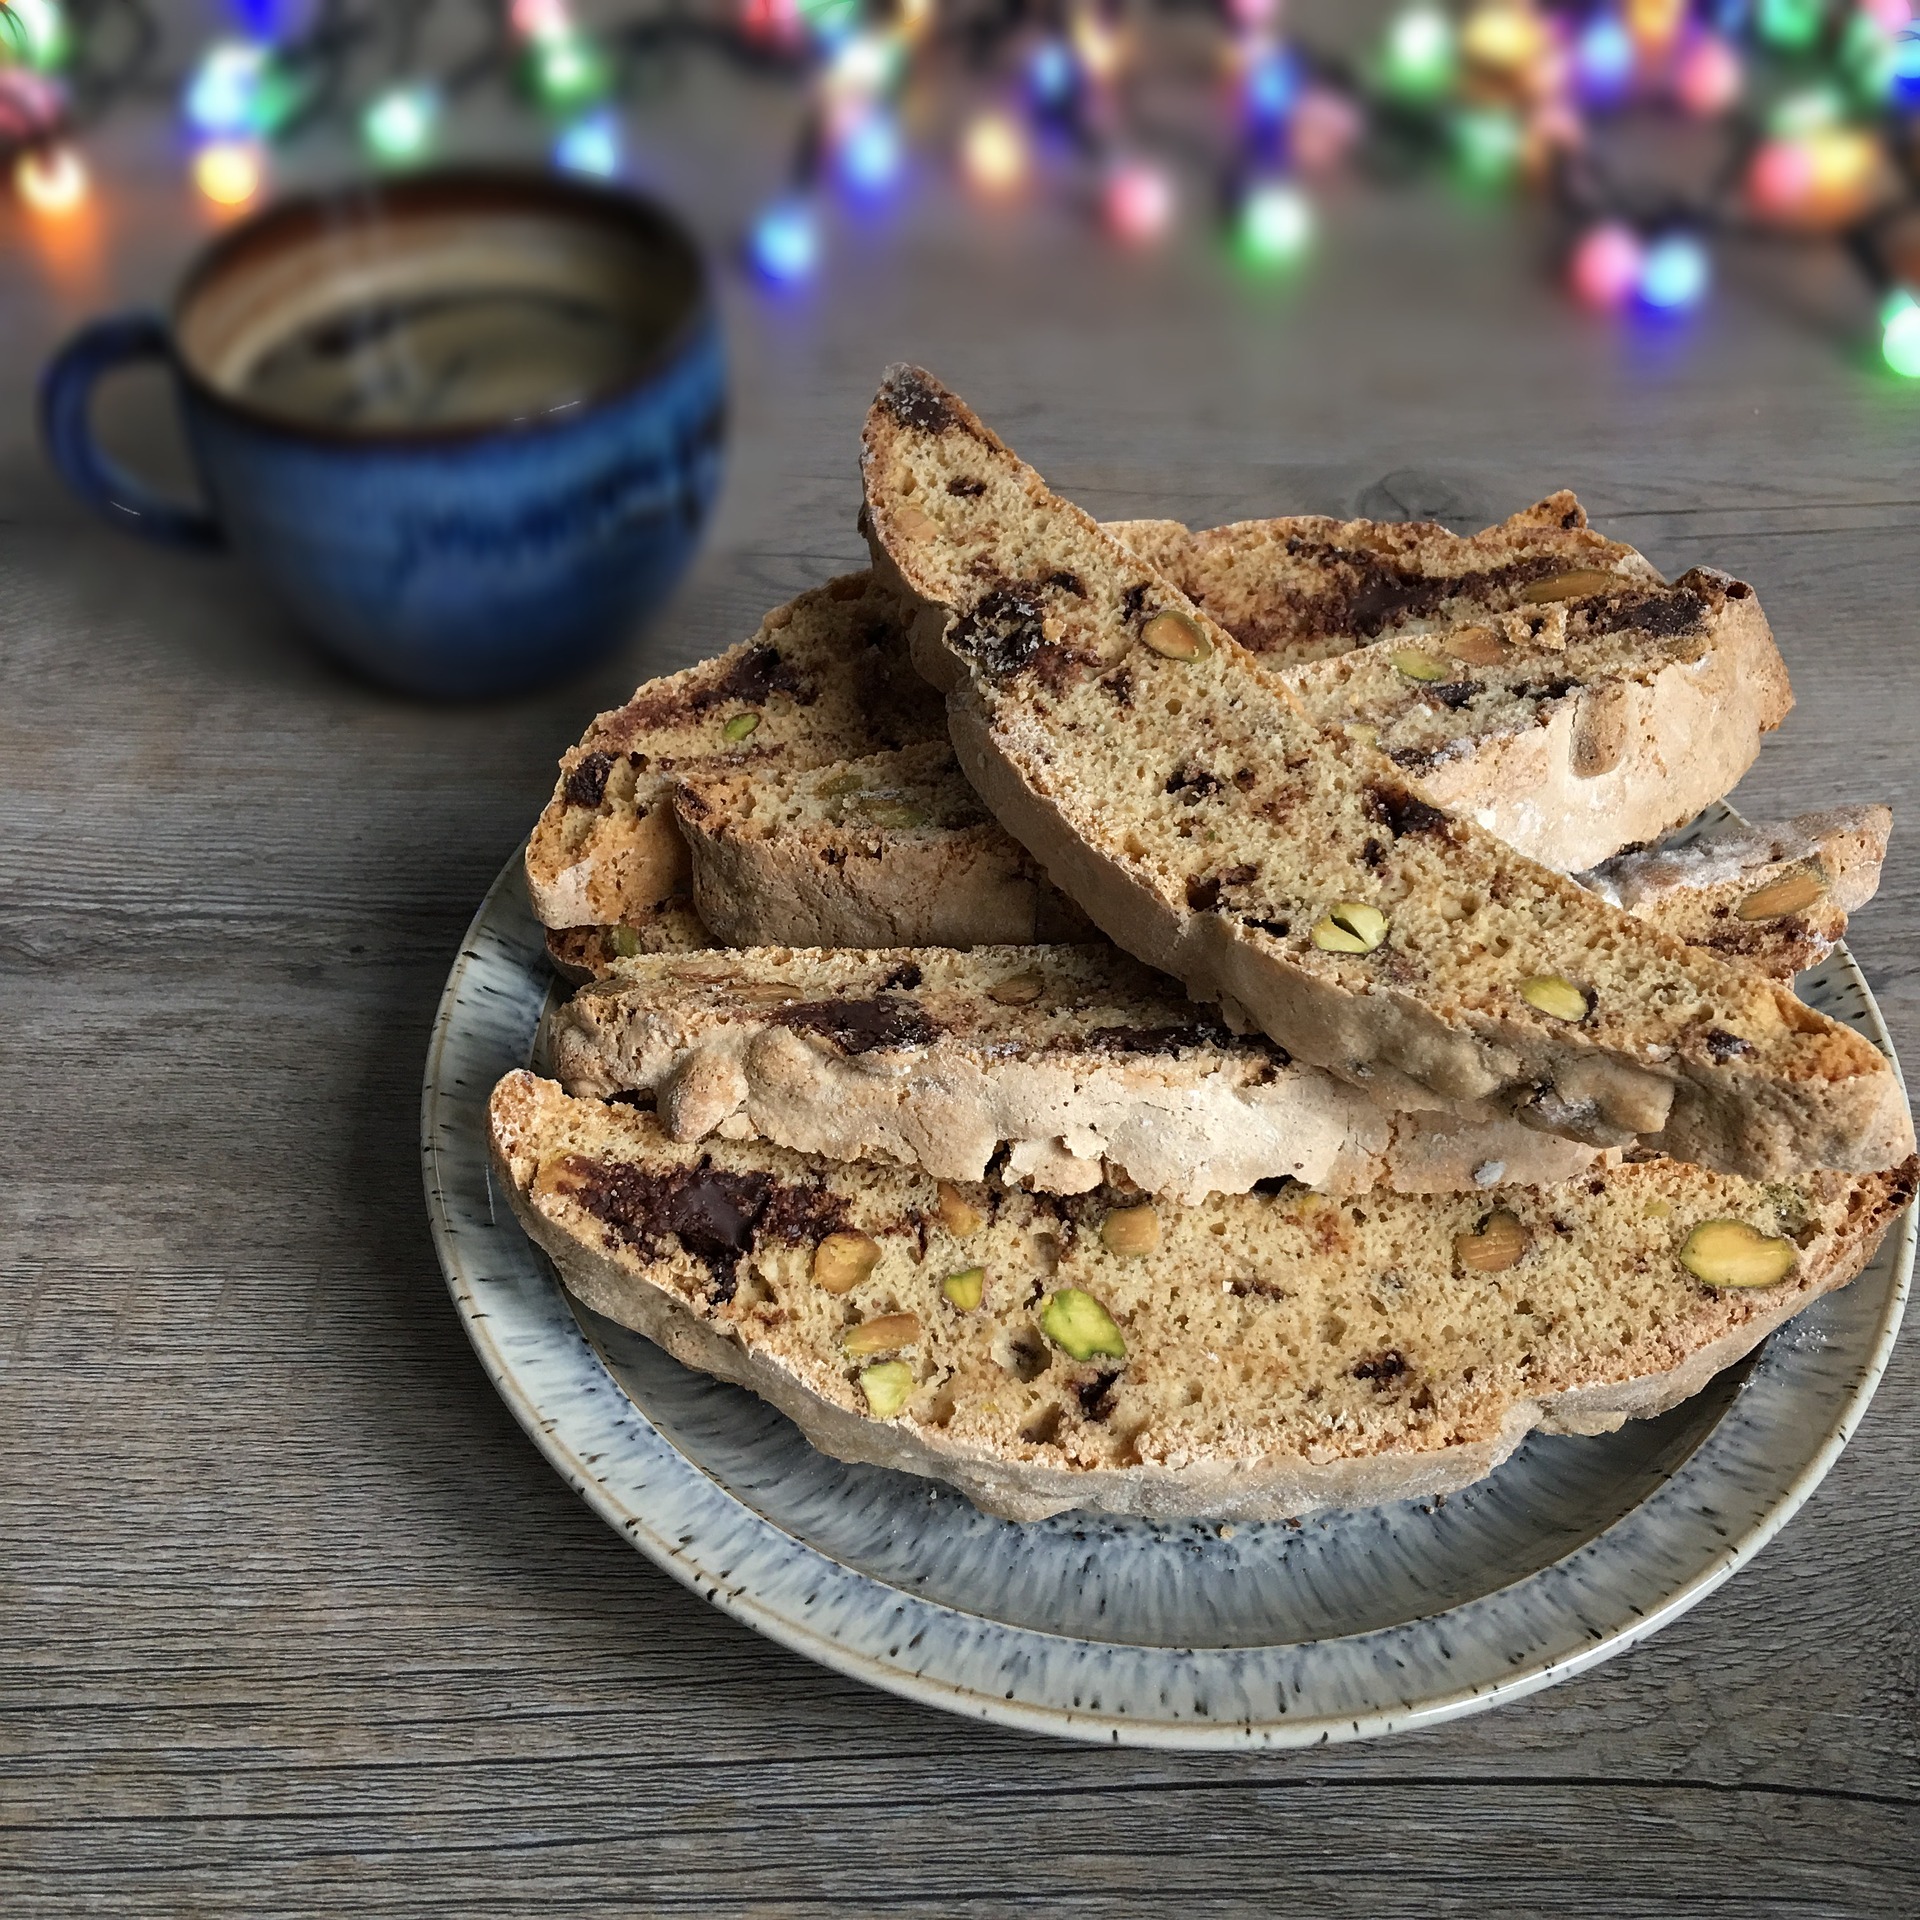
(10, 2, 1920, 375)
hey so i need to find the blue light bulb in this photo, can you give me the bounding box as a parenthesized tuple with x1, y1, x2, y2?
(839, 111, 901, 194)
(1028, 39, 1076, 111)
(186, 41, 269, 137)
(1575, 14, 1635, 107)
(1245, 47, 1300, 126)
(1637, 233, 1710, 311)
(554, 111, 620, 177)
(1892, 31, 1920, 111)
(751, 200, 818, 282)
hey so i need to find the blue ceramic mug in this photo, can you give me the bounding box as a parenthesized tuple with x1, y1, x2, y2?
(40, 169, 725, 698)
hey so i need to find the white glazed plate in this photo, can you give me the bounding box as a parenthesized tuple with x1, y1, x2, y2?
(422, 817, 1914, 1748)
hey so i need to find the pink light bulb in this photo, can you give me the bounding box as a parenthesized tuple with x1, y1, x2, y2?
(1748, 139, 1814, 219)
(1104, 160, 1174, 243)
(1569, 221, 1644, 309)
(1673, 33, 1740, 117)
(510, 0, 572, 36)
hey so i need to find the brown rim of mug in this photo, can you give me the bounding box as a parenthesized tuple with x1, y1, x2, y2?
(168, 166, 716, 447)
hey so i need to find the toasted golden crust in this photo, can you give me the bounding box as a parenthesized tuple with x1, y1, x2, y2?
(491, 1071, 1914, 1523)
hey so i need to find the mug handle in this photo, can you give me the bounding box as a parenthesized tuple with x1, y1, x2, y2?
(39, 312, 224, 549)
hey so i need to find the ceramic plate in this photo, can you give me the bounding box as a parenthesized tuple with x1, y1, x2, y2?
(422, 816, 1913, 1748)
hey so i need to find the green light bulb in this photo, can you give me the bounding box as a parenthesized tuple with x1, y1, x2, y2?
(363, 85, 439, 164)
(1758, 0, 1824, 53)
(1453, 107, 1522, 186)
(1381, 5, 1456, 103)
(1238, 182, 1313, 268)
(1883, 300, 1920, 378)
(534, 29, 610, 108)
(5, 0, 67, 69)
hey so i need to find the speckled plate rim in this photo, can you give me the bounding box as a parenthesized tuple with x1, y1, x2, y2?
(423, 846, 1914, 1750)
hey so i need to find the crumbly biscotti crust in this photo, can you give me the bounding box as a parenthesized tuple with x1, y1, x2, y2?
(491, 1070, 1913, 1522)
(673, 742, 1094, 949)
(524, 573, 942, 927)
(860, 364, 1913, 1178)
(1147, 490, 1665, 667)
(547, 945, 1602, 1200)
(1578, 806, 1892, 979)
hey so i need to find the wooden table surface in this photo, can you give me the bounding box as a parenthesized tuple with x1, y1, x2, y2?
(5, 45, 1919, 1918)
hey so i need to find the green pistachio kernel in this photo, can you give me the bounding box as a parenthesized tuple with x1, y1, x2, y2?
(858, 1359, 915, 1418)
(1040, 1288, 1127, 1362)
(1310, 901, 1389, 953)
(942, 1267, 986, 1311)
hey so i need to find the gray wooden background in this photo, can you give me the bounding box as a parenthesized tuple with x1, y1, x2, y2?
(4, 15, 1917, 1915)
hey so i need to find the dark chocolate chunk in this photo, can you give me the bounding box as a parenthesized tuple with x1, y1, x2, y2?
(1186, 873, 1222, 912)
(1518, 674, 1583, 704)
(1426, 681, 1478, 710)
(1367, 785, 1451, 839)
(1166, 764, 1223, 801)
(564, 751, 615, 810)
(950, 584, 1050, 677)
(1581, 586, 1707, 640)
(1704, 1028, 1752, 1063)
(1352, 1349, 1408, 1386)
(1071, 1019, 1239, 1057)
(774, 994, 940, 1054)
(688, 643, 809, 712)
(558, 1155, 851, 1297)
(1263, 541, 1576, 649)
(881, 961, 924, 991)
(1076, 1372, 1121, 1421)
(947, 476, 986, 497)
(882, 366, 956, 432)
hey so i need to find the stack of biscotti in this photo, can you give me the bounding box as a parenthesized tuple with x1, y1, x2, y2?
(493, 367, 1913, 1523)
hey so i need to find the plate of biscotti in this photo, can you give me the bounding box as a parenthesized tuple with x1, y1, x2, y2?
(424, 366, 1916, 1747)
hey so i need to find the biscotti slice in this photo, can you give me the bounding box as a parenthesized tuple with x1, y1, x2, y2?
(1275, 570, 1792, 872)
(491, 1070, 1914, 1522)
(1138, 491, 1664, 667)
(1579, 806, 1892, 982)
(524, 572, 942, 927)
(546, 945, 1603, 1201)
(672, 742, 1094, 948)
(860, 365, 1912, 1177)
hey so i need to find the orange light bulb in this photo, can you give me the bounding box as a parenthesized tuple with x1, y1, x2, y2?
(15, 145, 88, 216)
(194, 140, 263, 208)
